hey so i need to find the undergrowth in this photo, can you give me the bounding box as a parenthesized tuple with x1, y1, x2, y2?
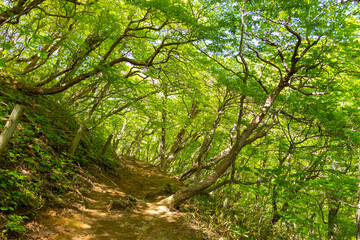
(184, 194, 257, 240)
(0, 83, 115, 239)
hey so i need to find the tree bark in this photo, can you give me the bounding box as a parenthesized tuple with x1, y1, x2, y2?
(223, 161, 236, 209)
(125, 118, 152, 157)
(101, 134, 113, 155)
(0, 0, 45, 25)
(179, 95, 233, 182)
(159, 89, 168, 172)
(115, 116, 131, 155)
(66, 82, 99, 105)
(193, 95, 244, 181)
(89, 90, 158, 130)
(69, 83, 109, 154)
(159, 143, 241, 207)
(178, 143, 230, 182)
(132, 130, 154, 157)
(0, 104, 25, 158)
(165, 103, 200, 168)
(194, 103, 225, 180)
(327, 199, 340, 240)
(125, 130, 142, 156)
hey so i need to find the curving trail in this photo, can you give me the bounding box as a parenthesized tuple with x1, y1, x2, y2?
(26, 157, 205, 240)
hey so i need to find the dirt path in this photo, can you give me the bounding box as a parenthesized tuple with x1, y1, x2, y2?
(25, 157, 206, 240)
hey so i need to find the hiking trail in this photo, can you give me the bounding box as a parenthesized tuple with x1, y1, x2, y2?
(24, 157, 208, 240)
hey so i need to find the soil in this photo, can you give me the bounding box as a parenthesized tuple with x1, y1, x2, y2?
(22, 157, 208, 240)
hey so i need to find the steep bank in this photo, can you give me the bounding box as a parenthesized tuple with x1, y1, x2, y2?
(0, 83, 115, 239)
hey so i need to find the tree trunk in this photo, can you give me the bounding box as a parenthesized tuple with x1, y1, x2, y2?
(132, 130, 154, 157)
(115, 116, 131, 155)
(194, 135, 213, 180)
(223, 161, 236, 209)
(327, 196, 340, 240)
(179, 145, 231, 182)
(193, 97, 229, 180)
(0, 104, 25, 158)
(271, 186, 279, 225)
(159, 143, 240, 207)
(125, 130, 141, 156)
(159, 90, 168, 171)
(159, 123, 167, 171)
(180, 95, 244, 182)
(113, 138, 120, 154)
(165, 103, 200, 167)
(125, 118, 152, 156)
(0, 0, 46, 26)
(66, 82, 99, 105)
(101, 134, 113, 155)
(159, 84, 285, 207)
(89, 90, 159, 130)
(69, 83, 109, 154)
(161, 99, 249, 207)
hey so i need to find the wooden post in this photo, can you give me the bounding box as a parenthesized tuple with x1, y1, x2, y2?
(0, 104, 25, 158)
(69, 123, 86, 155)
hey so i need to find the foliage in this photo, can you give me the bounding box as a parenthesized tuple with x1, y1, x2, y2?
(0, 0, 360, 239)
(1, 215, 28, 239)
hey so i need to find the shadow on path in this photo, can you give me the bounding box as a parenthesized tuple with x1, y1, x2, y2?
(33, 157, 205, 240)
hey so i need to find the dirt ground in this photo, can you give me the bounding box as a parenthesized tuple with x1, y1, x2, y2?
(22, 157, 209, 240)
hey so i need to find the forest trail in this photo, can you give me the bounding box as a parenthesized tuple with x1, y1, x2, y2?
(25, 157, 206, 240)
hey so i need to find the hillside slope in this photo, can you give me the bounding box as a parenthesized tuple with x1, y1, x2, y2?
(0, 83, 115, 239)
(0, 84, 220, 239)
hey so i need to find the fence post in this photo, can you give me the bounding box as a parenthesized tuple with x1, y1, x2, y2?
(0, 104, 25, 158)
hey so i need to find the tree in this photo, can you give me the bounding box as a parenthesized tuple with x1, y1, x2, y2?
(0, 0, 199, 95)
(159, 0, 359, 207)
(1, 0, 359, 238)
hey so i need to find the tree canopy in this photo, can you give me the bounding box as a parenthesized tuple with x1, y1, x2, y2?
(1, 0, 360, 239)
